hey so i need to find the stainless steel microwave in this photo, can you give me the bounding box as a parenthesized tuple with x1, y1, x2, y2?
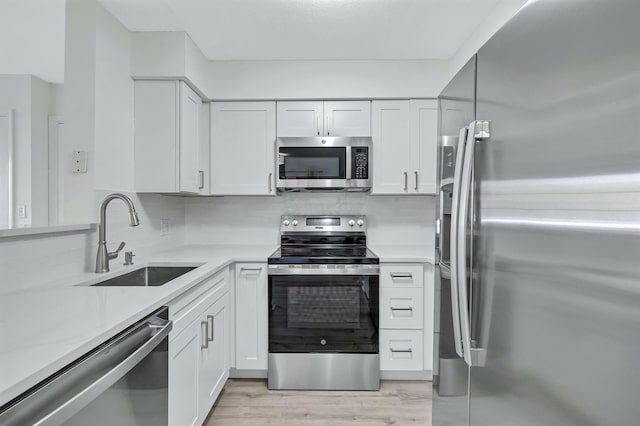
(276, 137, 372, 191)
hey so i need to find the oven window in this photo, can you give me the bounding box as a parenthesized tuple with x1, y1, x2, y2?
(279, 147, 346, 180)
(269, 274, 379, 353)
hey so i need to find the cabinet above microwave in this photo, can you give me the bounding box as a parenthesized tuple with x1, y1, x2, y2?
(277, 101, 371, 137)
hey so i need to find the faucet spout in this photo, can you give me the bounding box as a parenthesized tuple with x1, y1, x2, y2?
(96, 193, 140, 273)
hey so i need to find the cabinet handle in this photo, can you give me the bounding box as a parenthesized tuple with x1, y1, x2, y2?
(240, 267, 263, 272)
(198, 170, 204, 190)
(326, 115, 330, 136)
(207, 315, 215, 341)
(414, 171, 418, 191)
(390, 307, 414, 311)
(404, 172, 408, 191)
(201, 321, 209, 349)
(390, 348, 413, 353)
(390, 272, 412, 278)
(316, 116, 320, 135)
(268, 173, 273, 192)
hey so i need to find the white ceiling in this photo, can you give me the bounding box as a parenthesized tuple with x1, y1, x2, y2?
(98, 0, 503, 61)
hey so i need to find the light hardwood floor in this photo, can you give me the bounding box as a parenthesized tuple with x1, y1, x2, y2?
(204, 379, 432, 426)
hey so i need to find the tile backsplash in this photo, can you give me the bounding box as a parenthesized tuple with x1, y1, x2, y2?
(184, 193, 436, 249)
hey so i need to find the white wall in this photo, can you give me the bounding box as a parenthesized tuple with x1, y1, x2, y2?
(203, 60, 450, 100)
(131, 32, 450, 99)
(93, 3, 135, 192)
(184, 194, 435, 250)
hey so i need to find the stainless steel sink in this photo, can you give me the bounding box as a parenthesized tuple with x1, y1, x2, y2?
(91, 266, 198, 287)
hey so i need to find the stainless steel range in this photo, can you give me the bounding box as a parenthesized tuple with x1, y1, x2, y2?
(267, 215, 380, 390)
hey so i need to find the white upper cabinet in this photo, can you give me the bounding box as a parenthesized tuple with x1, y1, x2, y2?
(276, 101, 324, 136)
(277, 100, 371, 137)
(134, 81, 207, 194)
(371, 99, 438, 195)
(324, 101, 371, 136)
(210, 102, 276, 195)
(372, 101, 412, 194)
(411, 100, 438, 194)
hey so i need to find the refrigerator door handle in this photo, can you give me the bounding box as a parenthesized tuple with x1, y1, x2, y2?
(457, 120, 491, 367)
(449, 125, 468, 358)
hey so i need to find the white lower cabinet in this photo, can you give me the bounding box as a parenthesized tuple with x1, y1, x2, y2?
(234, 263, 268, 370)
(168, 269, 229, 426)
(379, 262, 434, 375)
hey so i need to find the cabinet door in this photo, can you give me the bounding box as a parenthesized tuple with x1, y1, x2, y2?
(211, 102, 276, 195)
(411, 99, 438, 194)
(234, 263, 268, 370)
(277, 101, 323, 137)
(199, 294, 229, 420)
(169, 318, 201, 426)
(179, 82, 203, 194)
(134, 81, 179, 193)
(371, 101, 412, 194)
(324, 101, 371, 136)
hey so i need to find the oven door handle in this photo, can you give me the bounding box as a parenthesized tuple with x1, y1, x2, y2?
(0, 309, 172, 426)
(268, 264, 380, 275)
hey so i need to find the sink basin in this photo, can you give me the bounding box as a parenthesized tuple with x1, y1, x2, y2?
(91, 266, 198, 287)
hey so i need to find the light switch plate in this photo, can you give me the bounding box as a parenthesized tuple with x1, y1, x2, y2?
(17, 205, 27, 218)
(72, 151, 88, 173)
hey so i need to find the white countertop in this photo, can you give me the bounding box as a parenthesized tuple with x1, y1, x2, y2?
(369, 245, 435, 264)
(0, 244, 276, 407)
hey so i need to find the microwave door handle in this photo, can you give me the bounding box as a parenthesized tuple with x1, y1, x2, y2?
(346, 145, 352, 180)
(449, 125, 468, 359)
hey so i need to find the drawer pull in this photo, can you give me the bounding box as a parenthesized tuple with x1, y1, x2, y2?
(390, 307, 413, 311)
(390, 348, 413, 353)
(240, 267, 263, 272)
(390, 273, 412, 278)
(201, 321, 209, 349)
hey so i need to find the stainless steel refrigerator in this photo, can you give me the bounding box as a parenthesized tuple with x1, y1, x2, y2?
(434, 1, 640, 425)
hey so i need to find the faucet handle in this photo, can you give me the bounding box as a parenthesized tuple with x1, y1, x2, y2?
(108, 241, 126, 260)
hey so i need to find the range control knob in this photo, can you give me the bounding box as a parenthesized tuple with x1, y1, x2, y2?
(292, 219, 299, 226)
(357, 219, 364, 227)
(348, 219, 355, 227)
(283, 220, 290, 226)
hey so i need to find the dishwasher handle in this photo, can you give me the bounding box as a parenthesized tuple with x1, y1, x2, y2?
(0, 308, 172, 426)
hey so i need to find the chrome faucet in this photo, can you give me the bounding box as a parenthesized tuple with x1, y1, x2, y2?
(95, 193, 140, 273)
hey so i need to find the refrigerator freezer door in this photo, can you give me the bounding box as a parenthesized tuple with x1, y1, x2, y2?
(471, 0, 640, 425)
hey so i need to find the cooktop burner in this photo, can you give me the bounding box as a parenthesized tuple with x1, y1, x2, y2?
(268, 247, 379, 265)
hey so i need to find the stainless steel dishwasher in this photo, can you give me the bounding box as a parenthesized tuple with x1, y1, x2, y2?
(0, 307, 172, 426)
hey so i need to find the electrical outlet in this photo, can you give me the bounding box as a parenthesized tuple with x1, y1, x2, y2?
(160, 219, 170, 236)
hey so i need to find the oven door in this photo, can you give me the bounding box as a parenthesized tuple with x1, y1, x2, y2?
(268, 265, 379, 354)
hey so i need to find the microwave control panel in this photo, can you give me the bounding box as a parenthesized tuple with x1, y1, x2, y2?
(352, 147, 369, 180)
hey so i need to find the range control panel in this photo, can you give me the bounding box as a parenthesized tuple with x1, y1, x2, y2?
(280, 215, 367, 233)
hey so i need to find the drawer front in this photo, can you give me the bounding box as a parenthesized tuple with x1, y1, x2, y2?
(380, 287, 423, 329)
(380, 330, 424, 371)
(170, 269, 228, 337)
(380, 263, 424, 288)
